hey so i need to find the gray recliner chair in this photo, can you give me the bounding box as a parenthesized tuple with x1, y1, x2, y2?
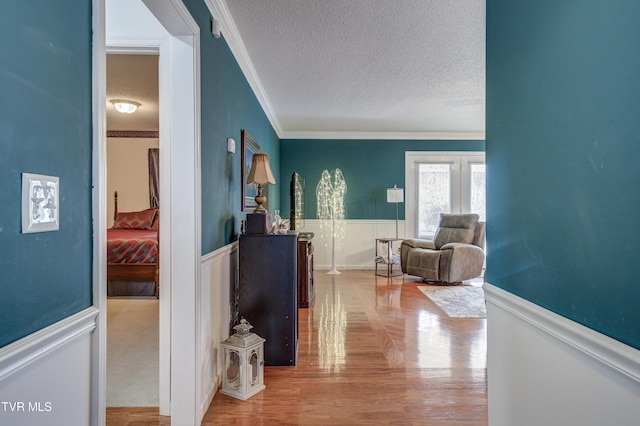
(400, 213, 485, 283)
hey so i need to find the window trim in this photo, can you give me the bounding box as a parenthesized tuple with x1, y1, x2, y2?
(405, 151, 485, 239)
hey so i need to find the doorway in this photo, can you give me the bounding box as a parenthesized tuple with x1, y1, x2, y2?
(105, 52, 160, 407)
(95, 0, 201, 423)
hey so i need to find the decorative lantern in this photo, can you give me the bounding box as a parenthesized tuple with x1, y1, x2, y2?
(220, 318, 266, 400)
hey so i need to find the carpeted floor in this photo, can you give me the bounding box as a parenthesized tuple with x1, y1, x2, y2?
(107, 298, 159, 407)
(417, 284, 487, 318)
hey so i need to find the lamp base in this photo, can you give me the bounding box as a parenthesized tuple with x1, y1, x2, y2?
(246, 213, 272, 234)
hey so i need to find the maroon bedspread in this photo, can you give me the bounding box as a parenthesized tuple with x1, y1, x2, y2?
(107, 228, 158, 264)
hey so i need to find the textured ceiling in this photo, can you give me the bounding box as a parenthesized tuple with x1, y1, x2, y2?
(219, 0, 486, 138)
(106, 1, 486, 139)
(106, 54, 159, 132)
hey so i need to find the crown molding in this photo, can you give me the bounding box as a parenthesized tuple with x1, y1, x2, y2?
(280, 131, 486, 141)
(205, 0, 283, 137)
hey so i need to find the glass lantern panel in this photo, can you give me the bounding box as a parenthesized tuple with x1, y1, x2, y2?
(249, 350, 258, 385)
(226, 350, 241, 390)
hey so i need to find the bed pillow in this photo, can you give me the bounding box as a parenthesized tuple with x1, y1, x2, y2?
(114, 208, 157, 230)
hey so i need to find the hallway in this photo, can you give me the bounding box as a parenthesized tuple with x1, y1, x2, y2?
(107, 270, 487, 425)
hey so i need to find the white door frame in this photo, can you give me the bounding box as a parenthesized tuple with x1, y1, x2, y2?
(92, 0, 201, 424)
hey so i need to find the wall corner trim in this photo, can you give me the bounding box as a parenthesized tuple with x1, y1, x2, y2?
(0, 307, 99, 382)
(483, 283, 640, 384)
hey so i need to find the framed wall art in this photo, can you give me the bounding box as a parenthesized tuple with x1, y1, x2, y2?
(22, 173, 59, 233)
(241, 129, 260, 211)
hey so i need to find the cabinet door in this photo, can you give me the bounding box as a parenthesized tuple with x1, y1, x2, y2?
(239, 234, 297, 366)
(297, 239, 315, 308)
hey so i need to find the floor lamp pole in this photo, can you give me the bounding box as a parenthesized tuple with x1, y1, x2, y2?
(395, 203, 399, 239)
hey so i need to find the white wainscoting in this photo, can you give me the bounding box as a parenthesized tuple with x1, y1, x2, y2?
(484, 284, 640, 426)
(301, 219, 405, 270)
(0, 307, 98, 426)
(199, 243, 237, 419)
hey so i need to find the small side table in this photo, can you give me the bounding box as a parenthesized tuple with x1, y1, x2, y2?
(375, 238, 403, 277)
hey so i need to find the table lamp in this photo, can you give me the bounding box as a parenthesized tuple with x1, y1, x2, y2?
(247, 152, 275, 212)
(246, 152, 276, 233)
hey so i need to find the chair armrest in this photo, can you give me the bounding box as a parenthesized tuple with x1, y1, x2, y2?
(440, 242, 483, 252)
(438, 243, 486, 282)
(402, 239, 436, 250)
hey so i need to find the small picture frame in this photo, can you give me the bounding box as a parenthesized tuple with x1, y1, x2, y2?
(241, 130, 260, 211)
(22, 173, 59, 233)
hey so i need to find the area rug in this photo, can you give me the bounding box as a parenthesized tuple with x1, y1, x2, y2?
(417, 285, 487, 318)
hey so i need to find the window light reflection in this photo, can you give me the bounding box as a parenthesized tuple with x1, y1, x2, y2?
(317, 289, 347, 372)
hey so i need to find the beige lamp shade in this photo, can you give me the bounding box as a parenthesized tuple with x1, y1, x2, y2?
(247, 153, 276, 185)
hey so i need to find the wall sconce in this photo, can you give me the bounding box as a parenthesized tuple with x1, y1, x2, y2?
(387, 185, 404, 239)
(110, 99, 140, 114)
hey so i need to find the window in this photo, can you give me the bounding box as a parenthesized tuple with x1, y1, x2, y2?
(405, 152, 485, 239)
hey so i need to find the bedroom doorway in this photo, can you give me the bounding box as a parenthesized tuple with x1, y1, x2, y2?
(105, 52, 161, 408)
(98, 0, 201, 423)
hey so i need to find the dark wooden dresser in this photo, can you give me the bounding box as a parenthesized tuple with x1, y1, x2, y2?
(238, 233, 298, 366)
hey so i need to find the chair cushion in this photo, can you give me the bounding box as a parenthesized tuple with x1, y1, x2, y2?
(406, 248, 440, 280)
(433, 214, 479, 249)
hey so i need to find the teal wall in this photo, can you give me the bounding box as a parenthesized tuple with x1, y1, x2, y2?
(486, 0, 640, 349)
(0, 0, 93, 347)
(280, 139, 484, 220)
(184, 0, 280, 254)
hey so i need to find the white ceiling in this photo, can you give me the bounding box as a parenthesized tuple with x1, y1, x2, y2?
(217, 0, 486, 139)
(107, 54, 159, 132)
(106, 1, 486, 139)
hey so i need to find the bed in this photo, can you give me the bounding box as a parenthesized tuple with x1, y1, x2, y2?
(107, 191, 159, 297)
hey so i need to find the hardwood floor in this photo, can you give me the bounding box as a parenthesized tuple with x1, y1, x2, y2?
(106, 270, 487, 425)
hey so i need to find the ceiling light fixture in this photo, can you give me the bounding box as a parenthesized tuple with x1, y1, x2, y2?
(110, 99, 140, 114)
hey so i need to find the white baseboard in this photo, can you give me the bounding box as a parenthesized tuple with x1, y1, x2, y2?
(200, 373, 220, 420)
(484, 283, 640, 426)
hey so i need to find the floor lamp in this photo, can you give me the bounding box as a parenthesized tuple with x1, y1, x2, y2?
(387, 185, 404, 239)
